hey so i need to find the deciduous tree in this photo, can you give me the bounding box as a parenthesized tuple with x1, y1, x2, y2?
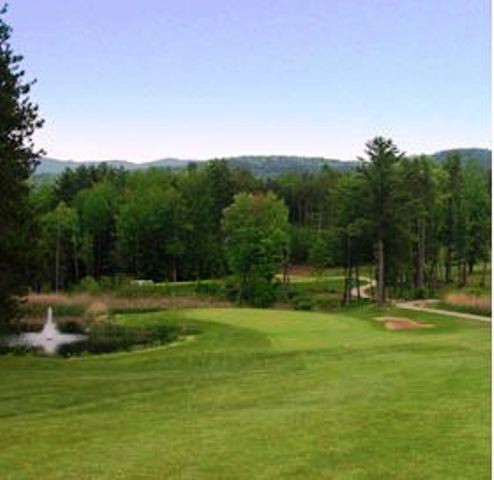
(223, 192, 289, 306)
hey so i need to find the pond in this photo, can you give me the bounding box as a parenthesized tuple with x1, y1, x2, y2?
(4, 307, 87, 355)
(1, 306, 196, 357)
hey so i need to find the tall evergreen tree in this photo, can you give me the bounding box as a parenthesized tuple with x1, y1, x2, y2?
(0, 5, 43, 325)
(358, 137, 404, 305)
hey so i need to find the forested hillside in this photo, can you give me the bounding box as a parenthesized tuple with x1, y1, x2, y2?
(433, 148, 491, 169)
(35, 148, 491, 177)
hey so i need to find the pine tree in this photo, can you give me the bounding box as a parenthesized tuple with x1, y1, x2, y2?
(0, 4, 43, 325)
(358, 137, 404, 305)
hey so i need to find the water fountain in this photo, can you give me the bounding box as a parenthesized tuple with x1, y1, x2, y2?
(6, 306, 87, 354)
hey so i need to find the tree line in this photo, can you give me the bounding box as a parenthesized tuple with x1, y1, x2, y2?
(26, 139, 490, 306)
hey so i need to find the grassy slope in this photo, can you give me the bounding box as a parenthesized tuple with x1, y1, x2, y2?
(0, 307, 490, 479)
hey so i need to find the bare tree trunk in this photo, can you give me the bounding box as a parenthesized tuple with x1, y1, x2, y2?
(461, 260, 467, 286)
(377, 237, 385, 305)
(468, 259, 475, 275)
(97, 238, 102, 279)
(341, 235, 351, 305)
(356, 263, 361, 300)
(237, 274, 245, 304)
(417, 219, 425, 290)
(55, 221, 60, 292)
(73, 233, 79, 283)
(445, 245, 452, 283)
(348, 244, 354, 303)
(368, 264, 374, 300)
(282, 255, 290, 300)
(457, 256, 467, 287)
(172, 257, 178, 282)
(481, 257, 488, 286)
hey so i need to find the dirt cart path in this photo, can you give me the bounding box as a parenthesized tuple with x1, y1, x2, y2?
(351, 277, 491, 323)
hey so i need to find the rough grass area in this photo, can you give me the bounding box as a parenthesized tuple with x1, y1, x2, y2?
(25, 291, 230, 317)
(0, 306, 489, 479)
(437, 292, 491, 317)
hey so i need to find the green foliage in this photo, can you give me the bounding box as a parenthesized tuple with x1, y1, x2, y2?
(308, 230, 339, 272)
(52, 162, 126, 206)
(24, 137, 491, 305)
(357, 137, 406, 303)
(76, 181, 117, 278)
(116, 171, 191, 281)
(223, 192, 290, 306)
(0, 6, 44, 324)
(76, 276, 101, 294)
(112, 280, 223, 298)
(288, 226, 317, 263)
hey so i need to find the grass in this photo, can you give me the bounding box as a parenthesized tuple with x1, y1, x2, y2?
(0, 306, 489, 479)
(435, 301, 491, 318)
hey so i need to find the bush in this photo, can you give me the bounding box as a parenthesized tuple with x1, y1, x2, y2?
(223, 277, 240, 302)
(0, 344, 34, 356)
(248, 278, 278, 308)
(313, 296, 340, 311)
(415, 288, 426, 300)
(114, 281, 223, 298)
(57, 319, 86, 334)
(292, 295, 314, 311)
(194, 281, 223, 297)
(98, 275, 131, 290)
(223, 275, 278, 307)
(77, 276, 101, 294)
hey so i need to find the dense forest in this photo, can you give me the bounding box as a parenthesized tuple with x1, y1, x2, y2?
(24, 137, 491, 307)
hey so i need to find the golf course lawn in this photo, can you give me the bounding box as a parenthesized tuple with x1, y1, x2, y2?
(0, 307, 490, 479)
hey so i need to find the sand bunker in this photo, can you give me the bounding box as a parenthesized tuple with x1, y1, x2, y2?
(374, 317, 434, 331)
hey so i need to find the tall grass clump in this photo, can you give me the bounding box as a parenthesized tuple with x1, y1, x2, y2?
(439, 292, 491, 316)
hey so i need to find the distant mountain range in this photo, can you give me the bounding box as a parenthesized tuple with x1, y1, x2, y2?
(430, 148, 491, 170)
(37, 157, 193, 175)
(35, 148, 491, 178)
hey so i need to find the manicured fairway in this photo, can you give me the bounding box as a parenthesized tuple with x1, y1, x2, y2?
(0, 307, 490, 479)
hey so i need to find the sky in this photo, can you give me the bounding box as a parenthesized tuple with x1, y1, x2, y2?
(7, 0, 491, 162)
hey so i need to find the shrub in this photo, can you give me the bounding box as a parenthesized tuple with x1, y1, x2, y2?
(77, 276, 101, 294)
(248, 278, 278, 308)
(98, 275, 131, 290)
(57, 320, 86, 334)
(292, 295, 314, 311)
(223, 277, 240, 302)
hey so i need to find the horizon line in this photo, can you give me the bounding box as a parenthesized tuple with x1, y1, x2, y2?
(41, 145, 492, 165)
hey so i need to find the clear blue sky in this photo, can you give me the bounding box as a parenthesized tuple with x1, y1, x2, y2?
(8, 0, 491, 161)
